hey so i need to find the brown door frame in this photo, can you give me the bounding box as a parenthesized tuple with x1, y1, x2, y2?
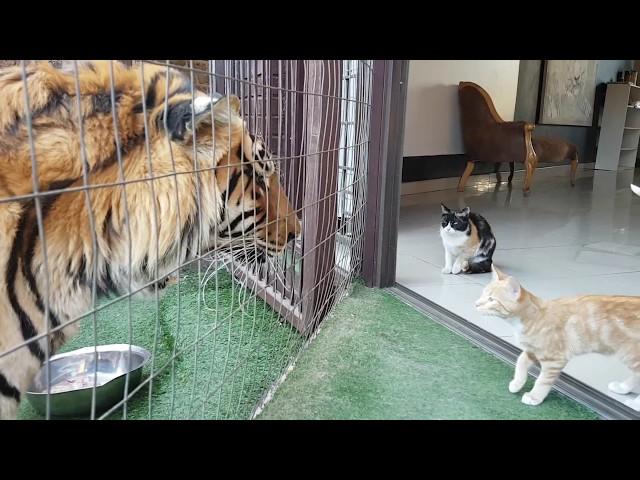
(362, 60, 409, 288)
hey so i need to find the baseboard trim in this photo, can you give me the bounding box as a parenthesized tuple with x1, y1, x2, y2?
(388, 283, 640, 420)
(401, 163, 589, 196)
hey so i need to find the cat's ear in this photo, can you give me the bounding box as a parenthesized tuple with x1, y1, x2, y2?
(491, 265, 507, 281)
(440, 203, 450, 214)
(460, 206, 470, 216)
(505, 276, 521, 300)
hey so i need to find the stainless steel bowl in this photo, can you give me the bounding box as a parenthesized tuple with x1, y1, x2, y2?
(26, 344, 151, 418)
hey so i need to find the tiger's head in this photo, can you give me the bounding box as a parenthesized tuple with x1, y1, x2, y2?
(0, 60, 303, 420)
(1, 60, 302, 302)
(123, 63, 302, 260)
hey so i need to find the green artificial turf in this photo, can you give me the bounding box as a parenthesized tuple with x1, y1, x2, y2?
(19, 268, 303, 420)
(19, 271, 600, 421)
(258, 282, 599, 420)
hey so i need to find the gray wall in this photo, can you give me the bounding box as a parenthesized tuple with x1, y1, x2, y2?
(514, 60, 633, 163)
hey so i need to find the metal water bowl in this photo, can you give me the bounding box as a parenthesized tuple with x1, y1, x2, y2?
(26, 344, 151, 418)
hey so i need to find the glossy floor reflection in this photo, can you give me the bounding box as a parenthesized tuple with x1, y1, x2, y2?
(397, 165, 640, 407)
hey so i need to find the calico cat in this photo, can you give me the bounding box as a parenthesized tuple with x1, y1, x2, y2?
(475, 266, 640, 411)
(440, 204, 496, 274)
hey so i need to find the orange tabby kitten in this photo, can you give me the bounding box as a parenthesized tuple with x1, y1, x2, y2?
(475, 266, 640, 411)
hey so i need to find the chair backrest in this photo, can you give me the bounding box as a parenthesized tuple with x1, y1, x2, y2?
(458, 81, 504, 132)
(457, 81, 525, 164)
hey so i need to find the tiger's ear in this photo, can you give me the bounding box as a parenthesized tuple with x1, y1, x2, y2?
(186, 94, 223, 131)
(165, 94, 222, 140)
(226, 95, 241, 114)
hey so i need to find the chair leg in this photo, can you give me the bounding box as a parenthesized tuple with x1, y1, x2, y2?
(457, 161, 475, 192)
(494, 163, 502, 183)
(570, 154, 578, 187)
(508, 162, 515, 184)
(523, 157, 537, 194)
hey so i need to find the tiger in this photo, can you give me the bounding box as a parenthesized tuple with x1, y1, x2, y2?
(0, 60, 301, 419)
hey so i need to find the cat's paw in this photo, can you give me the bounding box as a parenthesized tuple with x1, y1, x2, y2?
(521, 392, 543, 406)
(509, 379, 525, 393)
(608, 380, 633, 395)
(461, 261, 469, 272)
(451, 264, 462, 275)
(441, 266, 452, 274)
(624, 396, 640, 412)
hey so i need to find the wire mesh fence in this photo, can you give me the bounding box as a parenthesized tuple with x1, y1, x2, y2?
(0, 59, 373, 420)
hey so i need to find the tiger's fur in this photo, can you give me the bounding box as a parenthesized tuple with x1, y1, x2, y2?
(0, 61, 301, 419)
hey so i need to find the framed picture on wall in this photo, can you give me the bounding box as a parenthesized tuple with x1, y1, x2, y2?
(538, 60, 599, 126)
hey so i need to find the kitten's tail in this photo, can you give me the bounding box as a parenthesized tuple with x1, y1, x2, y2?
(631, 184, 640, 197)
(464, 255, 493, 274)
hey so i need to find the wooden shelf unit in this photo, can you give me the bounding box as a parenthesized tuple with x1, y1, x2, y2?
(595, 83, 640, 171)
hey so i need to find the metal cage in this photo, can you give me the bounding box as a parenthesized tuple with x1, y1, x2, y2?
(0, 59, 376, 420)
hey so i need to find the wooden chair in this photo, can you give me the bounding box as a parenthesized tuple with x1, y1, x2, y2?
(457, 81, 578, 194)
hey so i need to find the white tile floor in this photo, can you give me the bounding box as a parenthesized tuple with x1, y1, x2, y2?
(397, 165, 640, 407)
